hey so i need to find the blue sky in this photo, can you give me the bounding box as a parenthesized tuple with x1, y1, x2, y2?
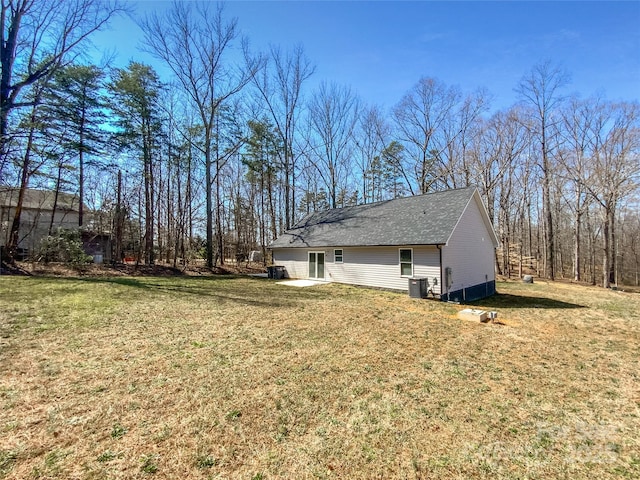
(91, 0, 640, 112)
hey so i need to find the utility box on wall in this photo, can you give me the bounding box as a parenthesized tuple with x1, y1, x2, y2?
(444, 267, 453, 289)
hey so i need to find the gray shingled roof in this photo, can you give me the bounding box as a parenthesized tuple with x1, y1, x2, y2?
(270, 187, 479, 248)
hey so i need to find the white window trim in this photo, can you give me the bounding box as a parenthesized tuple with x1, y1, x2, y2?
(334, 249, 343, 264)
(399, 248, 413, 277)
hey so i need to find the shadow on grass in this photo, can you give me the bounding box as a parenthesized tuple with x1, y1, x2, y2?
(0, 260, 31, 276)
(79, 277, 152, 289)
(61, 275, 325, 309)
(469, 292, 586, 309)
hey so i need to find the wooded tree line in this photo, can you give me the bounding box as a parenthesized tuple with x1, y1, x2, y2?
(1, 0, 639, 287)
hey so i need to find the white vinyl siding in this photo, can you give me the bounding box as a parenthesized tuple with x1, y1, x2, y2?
(271, 190, 496, 298)
(273, 246, 441, 293)
(272, 248, 314, 279)
(441, 196, 496, 295)
(1, 206, 79, 251)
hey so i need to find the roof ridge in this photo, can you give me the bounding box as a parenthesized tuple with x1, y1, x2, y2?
(272, 187, 480, 249)
(296, 186, 477, 222)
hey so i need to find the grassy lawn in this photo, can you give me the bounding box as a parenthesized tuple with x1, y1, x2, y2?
(1, 275, 639, 479)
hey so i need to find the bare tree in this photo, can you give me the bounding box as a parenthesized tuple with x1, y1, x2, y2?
(439, 88, 490, 188)
(252, 44, 314, 229)
(4, 80, 49, 257)
(516, 60, 570, 280)
(308, 82, 359, 209)
(620, 206, 640, 286)
(140, 0, 261, 267)
(392, 77, 460, 194)
(558, 95, 603, 281)
(354, 104, 389, 203)
(587, 100, 640, 288)
(1, 0, 123, 261)
(466, 107, 531, 276)
(0, 0, 123, 181)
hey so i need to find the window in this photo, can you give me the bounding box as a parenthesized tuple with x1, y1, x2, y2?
(334, 249, 343, 263)
(399, 248, 413, 277)
(308, 251, 325, 279)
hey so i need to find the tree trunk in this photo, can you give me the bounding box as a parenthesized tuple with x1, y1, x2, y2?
(290, 152, 296, 230)
(143, 120, 154, 265)
(284, 154, 291, 231)
(114, 170, 124, 263)
(49, 162, 64, 235)
(215, 151, 224, 266)
(574, 204, 582, 282)
(541, 140, 555, 280)
(205, 139, 214, 268)
(156, 151, 163, 263)
(173, 155, 182, 268)
(166, 156, 173, 264)
(187, 146, 193, 261)
(137, 191, 143, 265)
(78, 102, 86, 227)
(7, 102, 39, 259)
(267, 171, 277, 241)
(609, 203, 616, 286)
(602, 206, 611, 288)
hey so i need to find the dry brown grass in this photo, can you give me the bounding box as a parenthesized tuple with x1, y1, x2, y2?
(1, 276, 639, 479)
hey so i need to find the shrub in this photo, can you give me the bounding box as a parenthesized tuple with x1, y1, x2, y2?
(38, 228, 92, 266)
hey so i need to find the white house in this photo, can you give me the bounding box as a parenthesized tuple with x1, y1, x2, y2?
(269, 187, 499, 302)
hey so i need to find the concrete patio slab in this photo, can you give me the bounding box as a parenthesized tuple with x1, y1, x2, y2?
(276, 279, 329, 288)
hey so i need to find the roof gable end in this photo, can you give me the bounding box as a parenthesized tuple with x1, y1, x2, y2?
(444, 189, 499, 247)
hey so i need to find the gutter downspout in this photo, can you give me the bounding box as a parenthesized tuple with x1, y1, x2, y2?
(437, 244, 444, 300)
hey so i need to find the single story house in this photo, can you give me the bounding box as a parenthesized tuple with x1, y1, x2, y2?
(269, 187, 499, 302)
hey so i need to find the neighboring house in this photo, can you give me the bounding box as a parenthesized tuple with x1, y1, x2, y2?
(0, 187, 110, 261)
(269, 187, 499, 302)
